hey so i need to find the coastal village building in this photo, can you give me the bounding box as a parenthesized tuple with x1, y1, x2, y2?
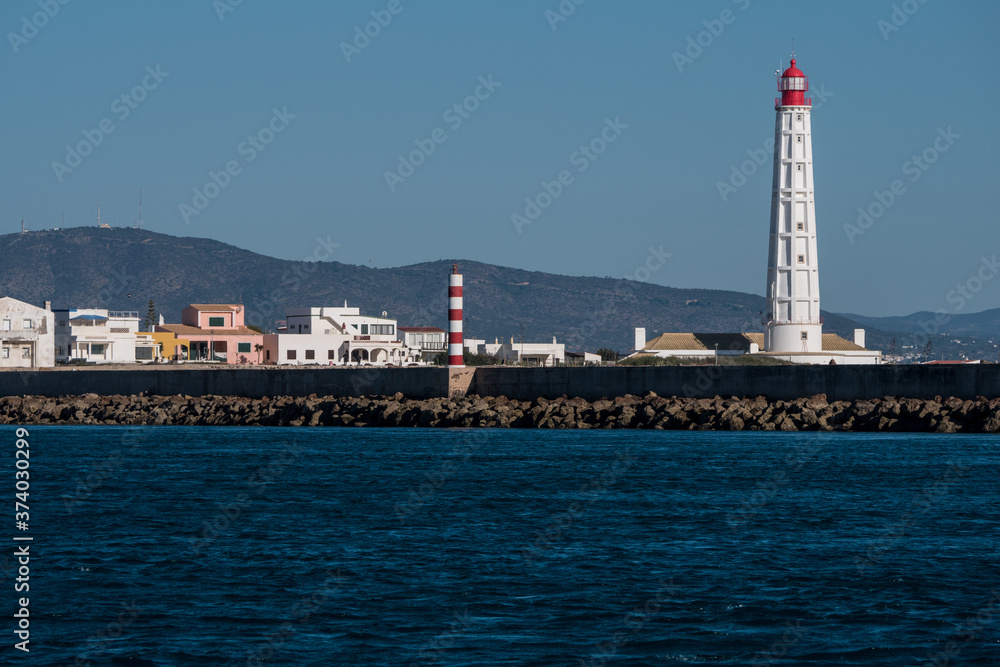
(54, 309, 157, 363)
(263, 306, 413, 365)
(0, 297, 54, 368)
(398, 327, 447, 362)
(155, 304, 263, 364)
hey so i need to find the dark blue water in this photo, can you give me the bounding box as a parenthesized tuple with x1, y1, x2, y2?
(9, 427, 1000, 665)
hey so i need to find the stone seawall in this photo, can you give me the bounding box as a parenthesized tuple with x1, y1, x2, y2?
(3, 393, 999, 432)
(1, 365, 997, 401)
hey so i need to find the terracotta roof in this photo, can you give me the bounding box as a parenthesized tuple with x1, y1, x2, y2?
(187, 304, 241, 312)
(644, 333, 760, 352)
(399, 327, 446, 333)
(156, 324, 261, 337)
(644, 331, 870, 352)
(821, 334, 867, 351)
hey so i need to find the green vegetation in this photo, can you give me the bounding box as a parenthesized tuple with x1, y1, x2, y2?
(596, 347, 619, 361)
(617, 354, 794, 367)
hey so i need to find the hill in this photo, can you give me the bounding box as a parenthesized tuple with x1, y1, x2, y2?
(0, 227, 993, 358)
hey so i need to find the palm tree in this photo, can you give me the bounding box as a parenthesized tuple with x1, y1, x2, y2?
(254, 343, 264, 365)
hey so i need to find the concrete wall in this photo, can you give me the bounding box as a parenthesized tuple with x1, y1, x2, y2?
(0, 367, 449, 399)
(466, 365, 1000, 401)
(0, 365, 997, 401)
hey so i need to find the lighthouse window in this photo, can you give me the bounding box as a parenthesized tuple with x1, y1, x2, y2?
(796, 136, 802, 143)
(796, 113, 802, 121)
(797, 254, 805, 264)
(796, 164, 802, 171)
(801, 331, 809, 340)
(797, 222, 804, 231)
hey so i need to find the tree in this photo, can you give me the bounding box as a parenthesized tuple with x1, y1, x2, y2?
(254, 343, 264, 365)
(922, 340, 933, 363)
(246, 324, 264, 334)
(596, 347, 619, 362)
(144, 299, 157, 331)
(887, 337, 896, 364)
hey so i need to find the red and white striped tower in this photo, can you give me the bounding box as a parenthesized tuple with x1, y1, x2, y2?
(448, 263, 464, 367)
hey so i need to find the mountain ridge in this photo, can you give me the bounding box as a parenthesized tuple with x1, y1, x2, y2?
(0, 227, 994, 358)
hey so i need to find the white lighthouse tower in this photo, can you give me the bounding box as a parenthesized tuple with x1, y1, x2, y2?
(765, 58, 822, 353)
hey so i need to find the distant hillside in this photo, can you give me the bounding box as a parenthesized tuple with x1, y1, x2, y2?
(840, 309, 1000, 340)
(0, 227, 993, 359)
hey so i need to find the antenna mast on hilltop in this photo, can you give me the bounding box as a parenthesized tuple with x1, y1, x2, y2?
(21, 219, 26, 234)
(97, 201, 101, 227)
(134, 188, 144, 229)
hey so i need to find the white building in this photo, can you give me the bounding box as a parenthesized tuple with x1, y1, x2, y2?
(398, 327, 447, 362)
(0, 297, 55, 368)
(263, 306, 414, 365)
(765, 59, 823, 354)
(494, 337, 565, 367)
(54, 309, 155, 363)
(629, 330, 881, 365)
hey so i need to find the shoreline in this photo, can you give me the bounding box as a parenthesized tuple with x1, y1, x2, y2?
(2, 393, 999, 432)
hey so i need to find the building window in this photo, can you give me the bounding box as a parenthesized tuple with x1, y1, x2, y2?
(209, 317, 225, 327)
(91, 344, 105, 355)
(370, 325, 394, 336)
(1, 348, 8, 359)
(801, 331, 809, 340)
(328, 350, 336, 360)
(287, 350, 297, 360)
(266, 350, 271, 360)
(797, 254, 805, 264)
(360, 324, 369, 335)
(797, 222, 804, 231)
(1, 320, 10, 331)
(303, 325, 309, 331)
(305, 350, 315, 360)
(238, 342, 251, 353)
(23, 319, 32, 329)
(22, 347, 31, 358)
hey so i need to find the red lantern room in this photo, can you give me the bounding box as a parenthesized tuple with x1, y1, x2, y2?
(776, 59, 810, 107)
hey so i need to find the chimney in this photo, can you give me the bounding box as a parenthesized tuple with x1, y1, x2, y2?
(634, 327, 646, 350)
(43, 300, 51, 311)
(853, 328, 866, 349)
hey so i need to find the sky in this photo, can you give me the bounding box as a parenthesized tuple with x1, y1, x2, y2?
(4, 0, 999, 318)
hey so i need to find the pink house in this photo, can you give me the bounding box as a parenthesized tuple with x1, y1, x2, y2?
(156, 304, 264, 364)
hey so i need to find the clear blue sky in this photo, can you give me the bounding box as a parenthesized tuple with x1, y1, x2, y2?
(5, 0, 999, 317)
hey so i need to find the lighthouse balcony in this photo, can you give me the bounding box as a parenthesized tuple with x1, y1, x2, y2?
(775, 98, 811, 108)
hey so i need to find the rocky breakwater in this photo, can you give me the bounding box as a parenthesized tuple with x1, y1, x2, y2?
(1, 393, 999, 432)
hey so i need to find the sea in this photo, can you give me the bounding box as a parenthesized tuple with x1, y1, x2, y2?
(11, 426, 1000, 666)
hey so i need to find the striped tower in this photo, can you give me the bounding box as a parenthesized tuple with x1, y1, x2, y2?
(765, 58, 822, 353)
(448, 264, 464, 367)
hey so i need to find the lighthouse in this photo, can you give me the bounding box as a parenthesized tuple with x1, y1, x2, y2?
(765, 58, 822, 353)
(448, 264, 464, 367)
